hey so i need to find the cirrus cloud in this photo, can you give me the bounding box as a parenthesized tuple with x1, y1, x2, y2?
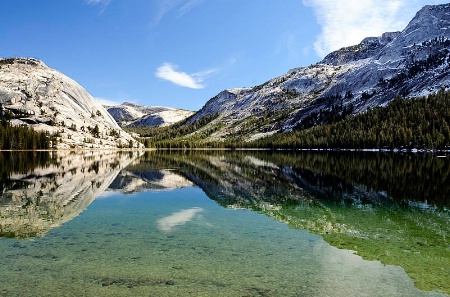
(152, 0, 205, 26)
(155, 63, 216, 89)
(94, 97, 123, 107)
(85, 0, 111, 13)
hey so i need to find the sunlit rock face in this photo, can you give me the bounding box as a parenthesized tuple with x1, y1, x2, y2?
(188, 4, 450, 141)
(0, 58, 142, 148)
(0, 151, 141, 238)
(127, 109, 195, 127)
(105, 102, 167, 124)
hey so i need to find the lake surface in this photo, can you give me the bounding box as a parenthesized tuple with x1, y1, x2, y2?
(0, 150, 449, 297)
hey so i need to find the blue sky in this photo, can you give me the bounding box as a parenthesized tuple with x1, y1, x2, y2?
(1, 0, 448, 110)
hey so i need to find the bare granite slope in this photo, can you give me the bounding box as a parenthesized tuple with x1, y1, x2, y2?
(0, 58, 142, 148)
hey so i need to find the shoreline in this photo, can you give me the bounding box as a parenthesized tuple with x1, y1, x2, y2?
(1, 147, 449, 154)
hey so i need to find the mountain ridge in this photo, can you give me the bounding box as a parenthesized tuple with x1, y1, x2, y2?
(184, 3, 450, 142)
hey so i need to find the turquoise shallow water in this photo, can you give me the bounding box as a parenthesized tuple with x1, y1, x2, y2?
(0, 186, 446, 297)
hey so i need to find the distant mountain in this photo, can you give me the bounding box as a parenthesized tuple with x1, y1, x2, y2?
(0, 58, 141, 149)
(127, 109, 195, 127)
(105, 102, 169, 124)
(187, 4, 450, 141)
(105, 102, 194, 127)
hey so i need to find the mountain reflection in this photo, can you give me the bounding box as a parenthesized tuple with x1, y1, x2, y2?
(1, 149, 448, 294)
(129, 150, 450, 294)
(107, 169, 193, 194)
(144, 150, 450, 209)
(0, 151, 141, 238)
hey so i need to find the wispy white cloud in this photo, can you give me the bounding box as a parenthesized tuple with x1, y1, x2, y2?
(152, 0, 204, 26)
(177, 0, 204, 18)
(155, 63, 218, 89)
(303, 0, 440, 57)
(281, 33, 303, 62)
(152, 0, 176, 25)
(85, 0, 111, 13)
(85, 0, 105, 4)
(95, 97, 123, 107)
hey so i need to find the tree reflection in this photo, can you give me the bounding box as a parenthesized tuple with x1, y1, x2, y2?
(0, 151, 141, 238)
(132, 150, 450, 294)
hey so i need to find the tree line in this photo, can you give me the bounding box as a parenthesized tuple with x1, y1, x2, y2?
(0, 117, 52, 150)
(133, 89, 450, 150)
(248, 89, 450, 150)
(125, 113, 220, 148)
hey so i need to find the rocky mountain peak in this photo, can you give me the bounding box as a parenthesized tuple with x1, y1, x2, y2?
(321, 31, 401, 66)
(416, 3, 450, 21)
(320, 3, 450, 66)
(184, 3, 450, 141)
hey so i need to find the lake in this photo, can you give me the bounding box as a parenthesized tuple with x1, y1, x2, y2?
(0, 150, 449, 297)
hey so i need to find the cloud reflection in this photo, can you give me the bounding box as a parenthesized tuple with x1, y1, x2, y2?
(157, 207, 203, 232)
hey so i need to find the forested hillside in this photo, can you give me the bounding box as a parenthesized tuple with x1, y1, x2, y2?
(250, 89, 450, 150)
(125, 114, 221, 148)
(136, 89, 450, 150)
